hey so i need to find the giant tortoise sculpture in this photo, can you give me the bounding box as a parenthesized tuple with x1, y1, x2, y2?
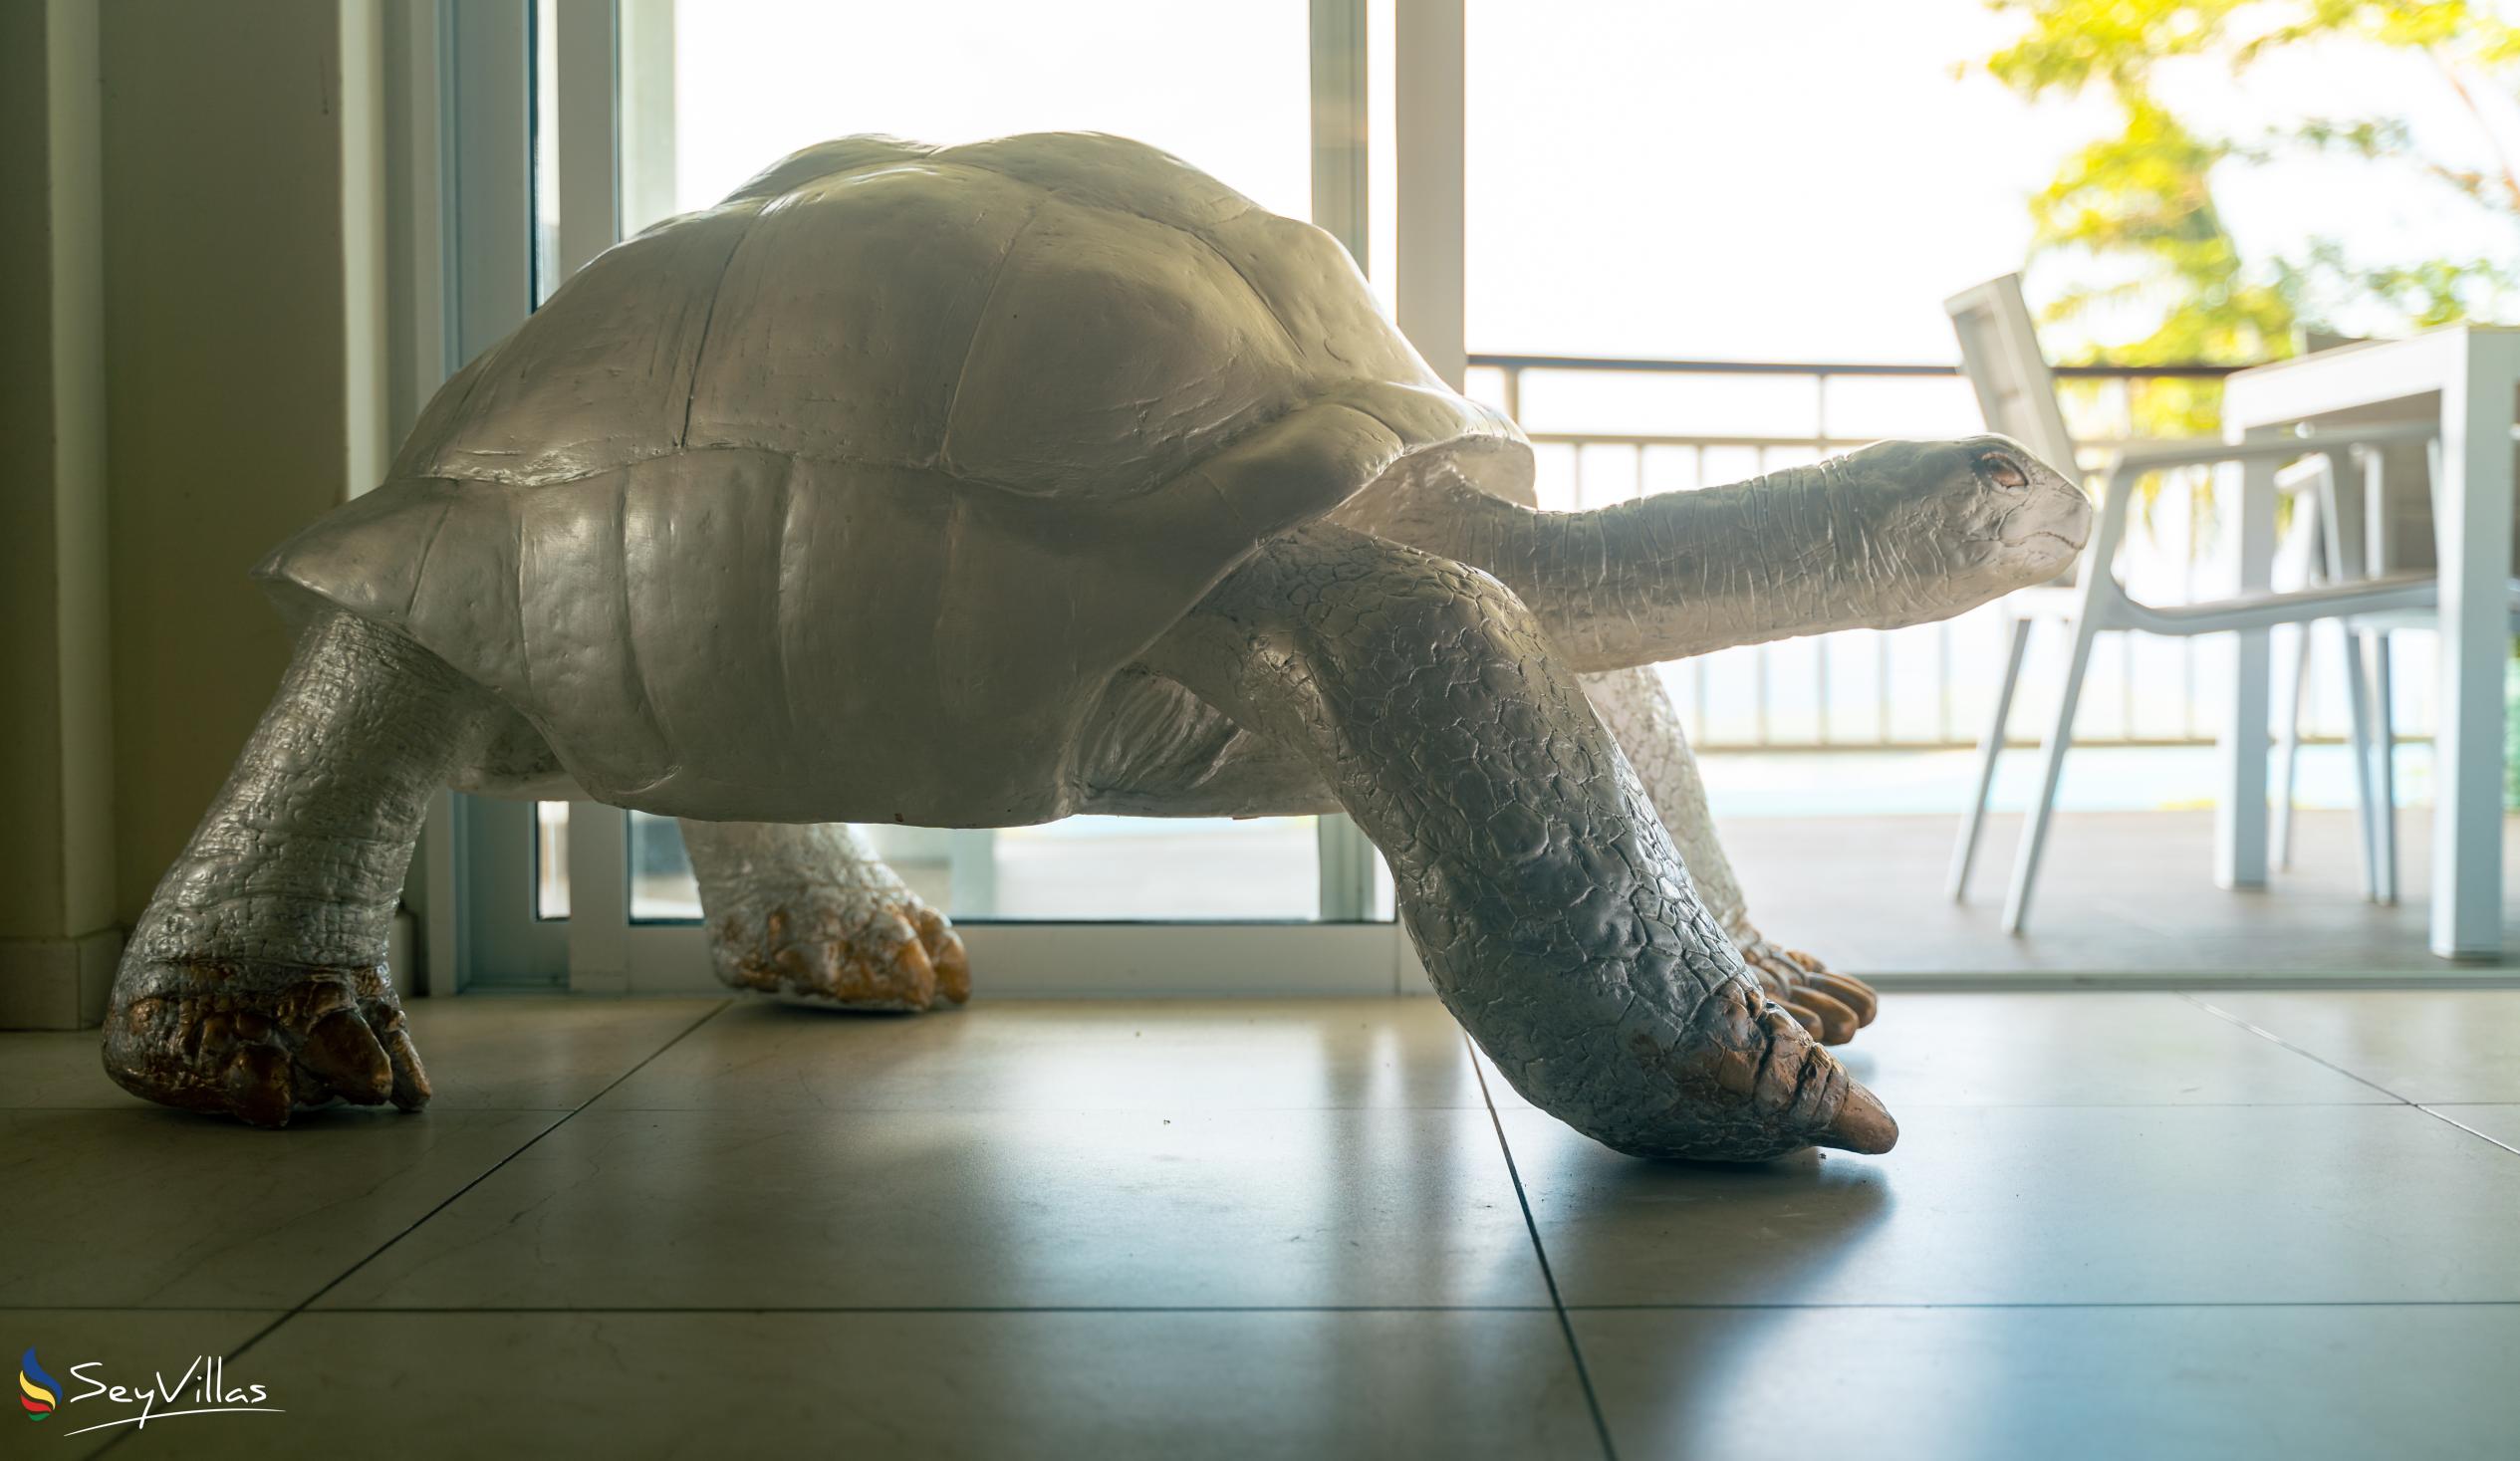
(105, 133, 2088, 1161)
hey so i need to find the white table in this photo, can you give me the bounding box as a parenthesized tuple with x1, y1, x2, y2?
(2219, 326, 2520, 959)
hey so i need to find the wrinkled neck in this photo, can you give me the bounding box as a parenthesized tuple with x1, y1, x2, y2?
(1403, 453, 1965, 672)
(1527, 460, 1878, 669)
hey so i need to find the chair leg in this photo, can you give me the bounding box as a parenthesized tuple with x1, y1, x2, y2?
(1949, 613, 2036, 901)
(2002, 611, 2103, 935)
(2335, 619, 2382, 902)
(2370, 630, 2398, 905)
(2274, 622, 2312, 871)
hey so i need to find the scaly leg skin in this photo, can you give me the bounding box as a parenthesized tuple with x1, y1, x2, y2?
(1151, 524, 1895, 1161)
(104, 612, 498, 1127)
(681, 821, 969, 1012)
(1582, 666, 1879, 1044)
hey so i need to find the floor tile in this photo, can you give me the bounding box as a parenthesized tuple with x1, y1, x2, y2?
(2427, 1103, 2520, 1153)
(318, 1106, 1545, 1311)
(1470, 1038, 1533, 1109)
(0, 1107, 563, 1309)
(1474, 992, 2384, 1113)
(598, 997, 1486, 1111)
(398, 995, 723, 1108)
(1824, 992, 2388, 1104)
(2188, 990, 2520, 1102)
(0, 997, 718, 1113)
(0, 1309, 280, 1458)
(112, 1309, 1603, 1460)
(1501, 1102, 2520, 1307)
(1574, 1304, 2520, 1461)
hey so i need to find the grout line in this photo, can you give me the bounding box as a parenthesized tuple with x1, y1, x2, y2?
(28, 1298, 2520, 1317)
(1470, 1035, 1620, 1461)
(287, 997, 734, 1315)
(2174, 992, 2416, 1102)
(2416, 1104, 2520, 1157)
(124, 1304, 1568, 1316)
(86, 998, 738, 1455)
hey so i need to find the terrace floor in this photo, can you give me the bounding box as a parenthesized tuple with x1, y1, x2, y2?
(1725, 807, 2520, 978)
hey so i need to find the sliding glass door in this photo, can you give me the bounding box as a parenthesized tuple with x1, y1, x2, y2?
(415, 0, 1437, 996)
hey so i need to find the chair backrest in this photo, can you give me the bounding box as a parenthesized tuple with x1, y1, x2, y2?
(1945, 274, 2081, 475)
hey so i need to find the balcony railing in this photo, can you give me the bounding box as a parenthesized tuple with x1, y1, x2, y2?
(1465, 354, 2434, 753)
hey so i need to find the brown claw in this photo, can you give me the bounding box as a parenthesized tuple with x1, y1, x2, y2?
(890, 935, 939, 1009)
(1815, 1078, 1898, 1154)
(1808, 971, 1878, 1028)
(1780, 1001, 1824, 1038)
(300, 1007, 393, 1103)
(379, 1025, 433, 1110)
(1795, 988, 1860, 1046)
(1741, 950, 1794, 998)
(918, 907, 972, 1005)
(226, 1042, 295, 1129)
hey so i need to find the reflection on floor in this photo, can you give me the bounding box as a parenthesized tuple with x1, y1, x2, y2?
(4, 991, 2515, 1458)
(1725, 808, 2520, 976)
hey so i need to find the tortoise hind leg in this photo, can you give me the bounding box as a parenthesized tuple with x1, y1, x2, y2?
(104, 611, 498, 1126)
(680, 820, 969, 1011)
(1148, 522, 1894, 1161)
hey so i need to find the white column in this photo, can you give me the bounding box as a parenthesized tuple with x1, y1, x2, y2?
(554, 0, 620, 278)
(1309, 0, 1367, 263)
(2214, 449, 2278, 887)
(0, 0, 118, 1029)
(1311, 0, 1380, 922)
(565, 805, 630, 993)
(2429, 335, 2516, 958)
(1393, 0, 1464, 389)
(617, 0, 676, 234)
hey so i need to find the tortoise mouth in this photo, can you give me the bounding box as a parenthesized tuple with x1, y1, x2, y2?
(1994, 486, 2094, 556)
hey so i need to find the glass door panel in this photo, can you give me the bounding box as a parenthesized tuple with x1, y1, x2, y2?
(602, 0, 1372, 924)
(627, 812, 1334, 925)
(643, 0, 1312, 230)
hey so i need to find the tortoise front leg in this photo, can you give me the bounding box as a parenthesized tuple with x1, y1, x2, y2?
(105, 612, 498, 1126)
(1581, 666, 1878, 1042)
(680, 821, 969, 1011)
(1149, 523, 1894, 1161)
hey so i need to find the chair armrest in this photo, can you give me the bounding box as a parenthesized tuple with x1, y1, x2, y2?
(2102, 424, 2438, 487)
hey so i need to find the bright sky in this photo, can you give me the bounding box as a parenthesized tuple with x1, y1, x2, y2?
(659, 0, 2520, 366)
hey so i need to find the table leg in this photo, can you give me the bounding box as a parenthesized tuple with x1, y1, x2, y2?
(2430, 355, 2514, 959)
(2216, 453, 2279, 888)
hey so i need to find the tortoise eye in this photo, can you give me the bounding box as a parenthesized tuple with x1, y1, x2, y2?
(1979, 452, 2030, 489)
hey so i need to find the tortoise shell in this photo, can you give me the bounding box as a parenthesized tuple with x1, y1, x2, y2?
(257, 132, 1531, 825)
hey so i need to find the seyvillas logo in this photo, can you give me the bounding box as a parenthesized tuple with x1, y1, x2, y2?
(14, 1348, 282, 1438)
(19, 1348, 58, 1420)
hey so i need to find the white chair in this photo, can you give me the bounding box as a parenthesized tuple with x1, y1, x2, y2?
(1942, 274, 2440, 932)
(2269, 462, 2371, 883)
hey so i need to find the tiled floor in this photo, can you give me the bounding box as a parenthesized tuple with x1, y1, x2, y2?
(4, 991, 2515, 1459)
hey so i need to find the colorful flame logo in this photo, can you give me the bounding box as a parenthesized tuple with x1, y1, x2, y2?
(19, 1347, 58, 1421)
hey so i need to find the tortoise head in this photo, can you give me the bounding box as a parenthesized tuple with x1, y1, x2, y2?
(1828, 434, 2091, 597)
